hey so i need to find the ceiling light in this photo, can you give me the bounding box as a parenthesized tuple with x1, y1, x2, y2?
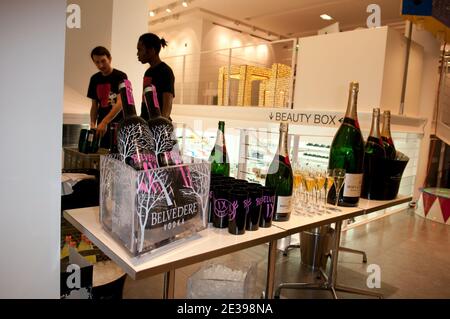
(149, 10, 155, 17)
(320, 14, 333, 21)
(182, 1, 188, 7)
(166, 8, 172, 13)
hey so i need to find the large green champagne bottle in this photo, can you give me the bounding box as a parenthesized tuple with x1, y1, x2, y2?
(381, 110, 396, 160)
(209, 121, 230, 177)
(265, 122, 293, 221)
(328, 82, 365, 207)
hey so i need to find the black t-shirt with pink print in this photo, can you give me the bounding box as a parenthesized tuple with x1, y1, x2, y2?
(87, 69, 127, 148)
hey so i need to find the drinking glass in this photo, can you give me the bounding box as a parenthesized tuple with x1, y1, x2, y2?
(324, 169, 334, 213)
(314, 171, 325, 214)
(292, 164, 303, 215)
(333, 168, 346, 208)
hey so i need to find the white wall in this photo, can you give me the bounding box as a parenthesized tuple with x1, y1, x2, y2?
(65, 0, 113, 100)
(294, 27, 388, 112)
(410, 26, 441, 201)
(111, 0, 148, 108)
(152, 17, 205, 104)
(380, 28, 424, 115)
(0, 0, 65, 298)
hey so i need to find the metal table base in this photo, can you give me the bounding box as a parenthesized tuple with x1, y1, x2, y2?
(275, 220, 383, 299)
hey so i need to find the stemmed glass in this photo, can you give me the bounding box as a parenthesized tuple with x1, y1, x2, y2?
(324, 169, 334, 213)
(304, 174, 316, 215)
(332, 168, 346, 209)
(314, 171, 325, 214)
(292, 164, 303, 215)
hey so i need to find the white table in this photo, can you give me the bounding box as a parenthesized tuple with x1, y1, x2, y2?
(64, 195, 411, 299)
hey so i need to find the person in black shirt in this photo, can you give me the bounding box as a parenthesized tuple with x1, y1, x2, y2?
(137, 33, 175, 120)
(87, 46, 127, 148)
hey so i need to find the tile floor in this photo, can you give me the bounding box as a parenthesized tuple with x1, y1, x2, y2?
(122, 208, 450, 299)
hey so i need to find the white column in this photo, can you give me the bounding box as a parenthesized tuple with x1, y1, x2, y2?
(410, 26, 441, 201)
(0, 0, 66, 298)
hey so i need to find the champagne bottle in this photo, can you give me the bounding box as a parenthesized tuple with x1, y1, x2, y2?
(143, 85, 182, 167)
(117, 80, 153, 170)
(209, 121, 230, 177)
(265, 122, 293, 221)
(328, 82, 365, 207)
(365, 108, 386, 158)
(362, 108, 386, 199)
(381, 110, 396, 160)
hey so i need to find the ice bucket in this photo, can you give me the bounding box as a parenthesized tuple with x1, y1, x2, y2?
(361, 151, 409, 200)
(100, 154, 210, 256)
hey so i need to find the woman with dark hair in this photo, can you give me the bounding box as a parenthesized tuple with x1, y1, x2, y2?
(137, 33, 175, 120)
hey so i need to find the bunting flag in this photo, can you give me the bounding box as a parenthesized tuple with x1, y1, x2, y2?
(422, 191, 437, 217)
(438, 197, 450, 223)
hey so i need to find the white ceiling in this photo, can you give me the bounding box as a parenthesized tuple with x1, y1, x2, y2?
(148, 0, 405, 38)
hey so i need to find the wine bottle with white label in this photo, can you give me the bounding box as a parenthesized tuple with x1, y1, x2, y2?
(327, 82, 365, 207)
(265, 122, 293, 221)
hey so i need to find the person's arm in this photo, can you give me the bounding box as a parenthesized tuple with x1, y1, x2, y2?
(96, 95, 123, 137)
(90, 99, 98, 128)
(161, 92, 173, 119)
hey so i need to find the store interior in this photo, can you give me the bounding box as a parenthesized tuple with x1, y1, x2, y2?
(0, 0, 449, 299)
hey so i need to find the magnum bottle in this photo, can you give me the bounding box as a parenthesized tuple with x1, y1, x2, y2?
(365, 108, 386, 158)
(327, 81, 365, 207)
(381, 110, 396, 160)
(209, 121, 230, 177)
(143, 84, 182, 168)
(265, 122, 293, 221)
(143, 84, 191, 191)
(117, 80, 153, 170)
(361, 108, 386, 199)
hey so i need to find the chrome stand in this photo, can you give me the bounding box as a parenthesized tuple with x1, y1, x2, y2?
(275, 221, 382, 299)
(339, 246, 368, 263)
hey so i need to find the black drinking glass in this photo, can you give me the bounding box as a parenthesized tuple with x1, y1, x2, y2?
(212, 186, 231, 228)
(246, 187, 263, 231)
(89, 128, 100, 153)
(247, 182, 263, 189)
(259, 187, 276, 228)
(78, 129, 89, 153)
(227, 190, 249, 235)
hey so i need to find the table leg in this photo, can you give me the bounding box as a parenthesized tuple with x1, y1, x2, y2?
(327, 220, 383, 299)
(328, 220, 342, 287)
(163, 269, 176, 299)
(265, 240, 277, 299)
